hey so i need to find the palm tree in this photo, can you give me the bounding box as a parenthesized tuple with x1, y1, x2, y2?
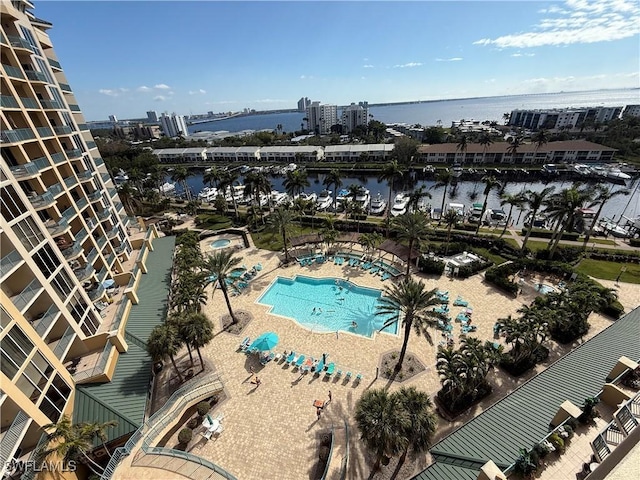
(456, 135, 468, 165)
(475, 175, 502, 234)
(268, 207, 296, 264)
(244, 171, 272, 223)
(344, 198, 365, 233)
(376, 278, 444, 371)
(583, 186, 629, 248)
(391, 212, 430, 276)
(479, 133, 493, 163)
(116, 182, 137, 216)
(167, 311, 194, 366)
(442, 209, 461, 254)
(283, 169, 310, 199)
(378, 160, 404, 233)
(499, 192, 525, 237)
(521, 186, 555, 254)
(532, 129, 548, 153)
(147, 324, 184, 382)
(323, 169, 343, 216)
(203, 166, 223, 190)
(204, 250, 243, 323)
(359, 231, 383, 258)
(431, 169, 454, 225)
(79, 419, 118, 458)
(506, 136, 522, 164)
(406, 185, 431, 213)
(396, 386, 437, 462)
(183, 312, 214, 370)
(354, 389, 409, 472)
(547, 186, 594, 259)
(219, 170, 240, 218)
(171, 166, 192, 200)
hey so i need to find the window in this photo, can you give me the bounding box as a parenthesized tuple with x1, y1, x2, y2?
(11, 217, 45, 251)
(1, 186, 27, 221)
(51, 270, 74, 299)
(40, 374, 71, 422)
(0, 325, 34, 379)
(33, 244, 61, 278)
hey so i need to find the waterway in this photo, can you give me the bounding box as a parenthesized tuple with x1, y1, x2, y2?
(188, 88, 639, 135)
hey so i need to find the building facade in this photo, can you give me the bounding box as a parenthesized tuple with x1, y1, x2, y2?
(341, 101, 369, 134)
(159, 112, 188, 138)
(509, 106, 623, 130)
(622, 105, 640, 118)
(146, 110, 158, 123)
(306, 101, 338, 135)
(297, 97, 310, 112)
(0, 1, 161, 475)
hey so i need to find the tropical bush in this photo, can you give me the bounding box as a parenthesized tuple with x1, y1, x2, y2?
(548, 433, 565, 453)
(513, 448, 538, 479)
(535, 246, 583, 264)
(178, 427, 193, 445)
(497, 306, 550, 376)
(196, 401, 210, 417)
(418, 256, 446, 275)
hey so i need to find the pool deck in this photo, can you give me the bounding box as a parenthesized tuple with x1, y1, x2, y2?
(123, 239, 640, 480)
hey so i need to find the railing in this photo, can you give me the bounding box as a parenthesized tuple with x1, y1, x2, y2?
(61, 241, 82, 259)
(108, 187, 118, 198)
(53, 326, 75, 359)
(19, 96, 40, 109)
(1, 128, 35, 143)
(47, 58, 62, 69)
(36, 126, 53, 138)
(77, 170, 94, 181)
(0, 249, 23, 278)
(97, 236, 107, 251)
(107, 227, 119, 239)
(25, 70, 48, 82)
(69, 104, 81, 112)
(8, 35, 32, 51)
(61, 206, 77, 222)
(340, 421, 349, 480)
(20, 433, 49, 480)
(53, 125, 73, 135)
(9, 162, 39, 178)
(39, 99, 62, 109)
(45, 217, 69, 236)
(96, 267, 108, 284)
(63, 175, 77, 189)
(2, 64, 25, 79)
(97, 209, 110, 221)
(74, 227, 88, 244)
(0, 410, 29, 467)
(86, 248, 98, 266)
(12, 279, 42, 312)
(31, 156, 51, 172)
(0, 95, 19, 108)
(50, 152, 67, 164)
(59, 83, 72, 92)
(86, 141, 97, 149)
(29, 191, 54, 209)
(49, 183, 63, 198)
(88, 284, 105, 301)
(73, 264, 95, 282)
(127, 265, 140, 288)
(88, 190, 102, 202)
(100, 373, 234, 480)
(73, 341, 112, 382)
(105, 254, 116, 268)
(76, 197, 88, 211)
(33, 304, 61, 337)
(64, 148, 82, 158)
(78, 123, 89, 131)
(94, 156, 105, 166)
(110, 297, 130, 333)
(135, 244, 148, 264)
(101, 173, 111, 184)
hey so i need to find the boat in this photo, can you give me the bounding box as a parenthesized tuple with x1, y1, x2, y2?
(483, 208, 507, 226)
(447, 203, 465, 216)
(599, 218, 630, 238)
(197, 186, 217, 201)
(524, 212, 548, 229)
(467, 203, 484, 224)
(390, 193, 409, 217)
(113, 169, 129, 185)
(333, 189, 350, 212)
(270, 190, 289, 206)
(159, 182, 176, 195)
(605, 167, 631, 183)
(316, 190, 333, 211)
(574, 208, 597, 233)
(573, 164, 592, 177)
(225, 185, 245, 205)
(416, 196, 431, 213)
(542, 164, 559, 175)
(430, 207, 442, 221)
(354, 188, 371, 211)
(298, 192, 317, 203)
(369, 193, 386, 215)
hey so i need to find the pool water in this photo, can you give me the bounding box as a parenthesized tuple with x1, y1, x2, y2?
(257, 276, 397, 338)
(210, 239, 231, 249)
(535, 283, 556, 294)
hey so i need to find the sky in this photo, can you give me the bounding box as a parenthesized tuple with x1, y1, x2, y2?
(35, 0, 639, 121)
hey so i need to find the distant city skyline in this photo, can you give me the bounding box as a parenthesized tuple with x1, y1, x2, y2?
(37, 0, 639, 121)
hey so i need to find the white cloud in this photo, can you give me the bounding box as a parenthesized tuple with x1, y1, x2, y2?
(300, 75, 314, 79)
(435, 57, 463, 62)
(98, 89, 119, 97)
(363, 64, 374, 68)
(137, 85, 151, 92)
(154, 83, 170, 89)
(511, 52, 536, 57)
(188, 89, 207, 95)
(254, 98, 287, 103)
(393, 62, 423, 68)
(519, 71, 638, 92)
(153, 95, 167, 102)
(474, 0, 639, 48)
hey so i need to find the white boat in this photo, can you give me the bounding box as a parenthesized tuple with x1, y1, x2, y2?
(483, 208, 507, 226)
(605, 167, 631, 182)
(297, 192, 317, 203)
(542, 164, 558, 174)
(270, 190, 289, 206)
(416, 196, 431, 213)
(225, 185, 245, 205)
(113, 169, 129, 185)
(159, 182, 176, 195)
(447, 203, 465, 216)
(333, 189, 350, 212)
(524, 212, 548, 229)
(430, 207, 442, 221)
(599, 219, 630, 238)
(369, 193, 386, 215)
(575, 208, 597, 233)
(316, 190, 333, 211)
(573, 164, 592, 176)
(467, 203, 484, 224)
(390, 193, 409, 217)
(354, 188, 371, 211)
(198, 186, 217, 201)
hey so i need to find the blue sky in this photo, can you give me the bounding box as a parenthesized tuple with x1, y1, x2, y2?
(36, 1, 639, 120)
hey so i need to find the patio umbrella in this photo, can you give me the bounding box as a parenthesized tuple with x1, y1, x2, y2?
(248, 332, 279, 352)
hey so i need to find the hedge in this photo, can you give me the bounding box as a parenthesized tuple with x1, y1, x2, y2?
(521, 229, 580, 241)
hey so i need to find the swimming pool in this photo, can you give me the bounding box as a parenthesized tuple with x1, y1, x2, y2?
(257, 276, 397, 338)
(535, 283, 557, 294)
(210, 239, 231, 249)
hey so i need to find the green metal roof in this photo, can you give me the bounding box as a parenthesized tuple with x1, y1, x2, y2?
(73, 236, 175, 443)
(412, 462, 480, 480)
(413, 306, 640, 480)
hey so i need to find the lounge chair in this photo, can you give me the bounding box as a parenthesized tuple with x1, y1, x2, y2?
(314, 358, 325, 374)
(455, 313, 469, 323)
(370, 266, 379, 274)
(285, 351, 296, 364)
(215, 412, 225, 422)
(381, 273, 390, 281)
(335, 369, 342, 378)
(239, 337, 250, 350)
(214, 424, 224, 436)
(202, 430, 213, 440)
(345, 371, 352, 380)
(295, 355, 306, 369)
(325, 363, 335, 376)
(255, 263, 262, 271)
(453, 296, 469, 307)
(355, 373, 363, 383)
(260, 352, 275, 365)
(302, 357, 315, 371)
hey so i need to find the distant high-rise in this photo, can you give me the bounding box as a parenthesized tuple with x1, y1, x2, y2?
(146, 110, 158, 122)
(297, 97, 310, 112)
(341, 101, 369, 134)
(159, 113, 189, 138)
(306, 101, 338, 135)
(622, 105, 640, 118)
(509, 106, 623, 130)
(108, 114, 117, 123)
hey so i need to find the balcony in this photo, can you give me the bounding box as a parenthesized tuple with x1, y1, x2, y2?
(47, 57, 62, 70)
(39, 99, 62, 110)
(88, 190, 102, 203)
(52, 326, 75, 360)
(96, 236, 107, 251)
(96, 267, 108, 284)
(101, 173, 111, 185)
(59, 83, 72, 92)
(9, 162, 40, 179)
(53, 125, 73, 135)
(2, 64, 25, 79)
(61, 206, 76, 223)
(0, 411, 30, 470)
(36, 126, 54, 138)
(85, 248, 98, 265)
(25, 70, 48, 83)
(63, 175, 77, 189)
(96, 209, 110, 222)
(76, 198, 89, 213)
(69, 104, 81, 112)
(50, 152, 67, 164)
(44, 217, 69, 236)
(1, 128, 35, 143)
(64, 148, 82, 159)
(86, 141, 97, 149)
(19, 96, 40, 109)
(8, 35, 32, 51)
(107, 227, 119, 240)
(105, 253, 116, 268)
(32, 304, 61, 337)
(0, 95, 19, 108)
(94, 157, 105, 166)
(0, 249, 23, 279)
(77, 170, 94, 182)
(11, 279, 43, 312)
(88, 283, 105, 302)
(28, 190, 55, 209)
(61, 241, 82, 260)
(85, 218, 97, 232)
(78, 123, 88, 131)
(73, 264, 95, 282)
(108, 187, 118, 198)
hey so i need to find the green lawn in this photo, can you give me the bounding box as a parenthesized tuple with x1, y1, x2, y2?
(585, 238, 617, 246)
(575, 258, 640, 284)
(470, 247, 507, 266)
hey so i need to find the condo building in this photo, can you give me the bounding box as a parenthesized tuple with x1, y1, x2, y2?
(159, 112, 188, 138)
(509, 106, 623, 130)
(341, 101, 369, 134)
(297, 96, 310, 112)
(1, 1, 169, 477)
(305, 101, 338, 135)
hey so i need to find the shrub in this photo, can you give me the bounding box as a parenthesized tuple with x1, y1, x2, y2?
(548, 433, 565, 453)
(630, 238, 640, 247)
(536, 246, 583, 263)
(521, 228, 579, 241)
(196, 401, 210, 417)
(178, 427, 193, 445)
(533, 442, 551, 458)
(561, 424, 574, 439)
(419, 256, 445, 275)
(565, 417, 578, 430)
(601, 300, 624, 319)
(187, 417, 198, 429)
(318, 445, 331, 462)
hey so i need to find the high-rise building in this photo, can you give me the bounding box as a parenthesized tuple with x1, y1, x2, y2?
(159, 112, 188, 138)
(1, 2, 167, 476)
(108, 114, 117, 123)
(146, 110, 158, 122)
(306, 101, 338, 135)
(341, 101, 369, 134)
(509, 106, 623, 130)
(297, 97, 310, 112)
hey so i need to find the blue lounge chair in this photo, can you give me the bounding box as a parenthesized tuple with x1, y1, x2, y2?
(370, 266, 379, 274)
(455, 313, 469, 323)
(325, 363, 335, 377)
(285, 351, 296, 364)
(260, 352, 275, 365)
(381, 273, 390, 281)
(255, 263, 262, 271)
(355, 373, 363, 383)
(316, 256, 325, 264)
(239, 337, 250, 351)
(314, 357, 326, 374)
(345, 371, 352, 380)
(335, 369, 342, 378)
(295, 355, 306, 369)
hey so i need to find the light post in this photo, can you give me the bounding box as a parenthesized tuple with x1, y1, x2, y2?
(615, 266, 627, 285)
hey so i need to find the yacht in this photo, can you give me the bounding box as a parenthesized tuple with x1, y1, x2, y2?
(467, 203, 484, 224)
(333, 189, 350, 212)
(369, 193, 387, 215)
(416, 196, 431, 213)
(447, 203, 465, 216)
(390, 192, 410, 217)
(483, 208, 507, 226)
(225, 185, 245, 205)
(198, 186, 218, 202)
(270, 190, 289, 206)
(316, 190, 333, 211)
(159, 182, 176, 195)
(430, 207, 442, 221)
(524, 212, 548, 229)
(113, 169, 129, 185)
(574, 208, 597, 233)
(354, 188, 371, 211)
(605, 167, 631, 183)
(298, 192, 317, 204)
(573, 164, 593, 177)
(599, 218, 630, 238)
(542, 164, 559, 175)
